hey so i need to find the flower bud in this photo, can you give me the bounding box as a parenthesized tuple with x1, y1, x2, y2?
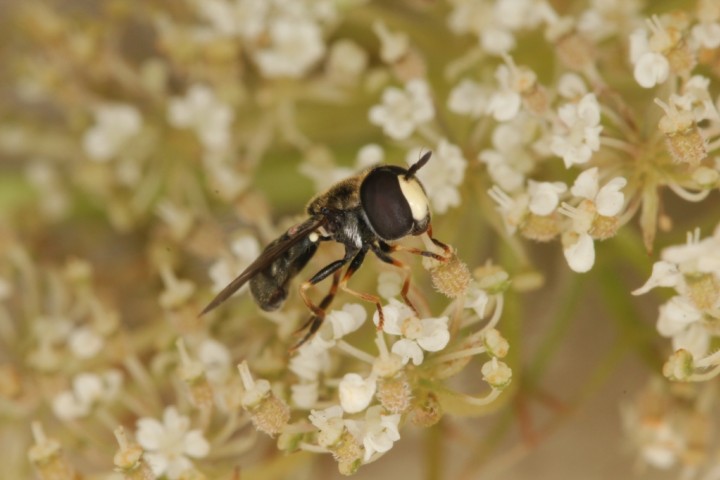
(482, 329, 509, 358)
(411, 391, 442, 428)
(113, 426, 154, 480)
(28, 422, 76, 480)
(481, 358, 512, 389)
(663, 349, 694, 381)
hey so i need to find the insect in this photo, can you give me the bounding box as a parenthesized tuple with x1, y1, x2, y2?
(201, 151, 450, 348)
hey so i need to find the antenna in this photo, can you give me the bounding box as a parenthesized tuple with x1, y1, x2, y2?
(405, 150, 432, 179)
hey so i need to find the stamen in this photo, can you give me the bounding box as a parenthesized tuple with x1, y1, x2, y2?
(488, 186, 512, 210)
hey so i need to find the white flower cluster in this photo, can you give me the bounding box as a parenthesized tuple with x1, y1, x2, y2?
(52, 370, 122, 421)
(622, 378, 710, 472)
(283, 272, 510, 472)
(489, 166, 626, 273)
(194, 0, 334, 78)
(135, 406, 210, 479)
(447, 0, 551, 55)
(82, 103, 142, 162)
(633, 225, 720, 381)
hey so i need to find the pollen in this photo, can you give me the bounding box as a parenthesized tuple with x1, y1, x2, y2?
(376, 375, 413, 414)
(520, 212, 561, 242)
(664, 126, 707, 166)
(249, 395, 291, 437)
(686, 273, 720, 311)
(590, 214, 621, 240)
(656, 98, 707, 166)
(331, 432, 364, 476)
(430, 251, 471, 298)
(665, 38, 696, 79)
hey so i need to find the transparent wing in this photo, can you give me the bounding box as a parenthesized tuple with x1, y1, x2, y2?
(200, 216, 327, 316)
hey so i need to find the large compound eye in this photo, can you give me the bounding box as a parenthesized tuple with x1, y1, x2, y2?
(360, 167, 414, 240)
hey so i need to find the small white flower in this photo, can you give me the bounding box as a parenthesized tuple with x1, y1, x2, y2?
(326, 39, 368, 83)
(448, 79, 490, 118)
(657, 296, 708, 358)
(373, 299, 450, 366)
(671, 75, 719, 123)
(369, 79, 435, 140)
(447, 0, 546, 55)
(209, 235, 261, 295)
(68, 326, 104, 359)
(487, 185, 529, 235)
(82, 103, 142, 162)
(629, 21, 674, 89)
(483, 328, 510, 358)
(373, 21, 409, 64)
(136, 406, 210, 479)
(196, 338, 232, 384)
(577, 0, 642, 41)
(634, 52, 670, 89)
(632, 261, 681, 295)
(168, 85, 234, 152)
(52, 370, 122, 421)
(290, 341, 331, 382)
(571, 167, 627, 217)
(196, 0, 268, 39)
(254, 18, 326, 78)
(361, 405, 401, 463)
(356, 143, 384, 168)
(159, 266, 196, 310)
(323, 303, 367, 341)
(551, 93, 603, 168)
(338, 373, 377, 413)
(309, 405, 345, 447)
(378, 271, 402, 300)
(481, 357, 512, 389)
(479, 116, 538, 193)
(465, 283, 489, 318)
(557, 73, 588, 99)
(661, 228, 720, 274)
(562, 231, 596, 273)
(692, 22, 720, 49)
(527, 181, 567, 216)
(291, 381, 319, 410)
(156, 201, 194, 240)
(406, 139, 467, 214)
(487, 65, 522, 122)
(558, 168, 627, 273)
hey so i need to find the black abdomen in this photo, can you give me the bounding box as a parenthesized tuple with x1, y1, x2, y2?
(249, 232, 318, 311)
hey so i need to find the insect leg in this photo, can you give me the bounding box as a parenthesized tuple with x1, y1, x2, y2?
(338, 247, 387, 330)
(292, 270, 341, 350)
(379, 234, 449, 263)
(371, 244, 418, 315)
(299, 256, 352, 317)
(427, 224, 451, 256)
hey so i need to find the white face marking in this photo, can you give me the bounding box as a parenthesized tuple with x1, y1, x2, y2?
(309, 232, 319, 243)
(398, 177, 429, 221)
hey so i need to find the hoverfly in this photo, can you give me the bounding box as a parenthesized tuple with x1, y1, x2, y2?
(201, 151, 450, 348)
